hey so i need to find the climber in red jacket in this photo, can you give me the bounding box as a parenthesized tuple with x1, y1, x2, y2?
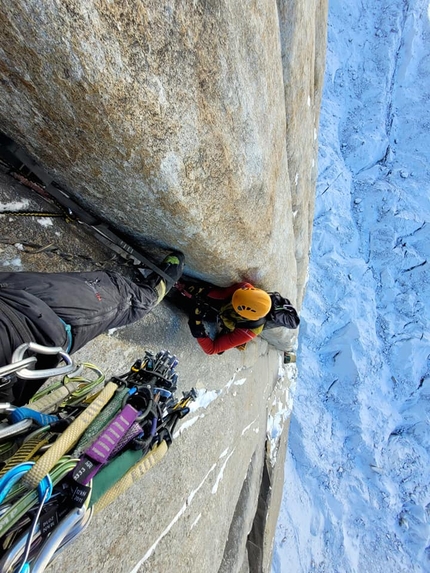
(173, 278, 300, 355)
(183, 282, 273, 355)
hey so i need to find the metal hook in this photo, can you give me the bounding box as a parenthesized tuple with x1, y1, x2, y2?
(0, 462, 52, 505)
(0, 418, 33, 443)
(11, 343, 76, 380)
(30, 505, 90, 573)
(0, 357, 37, 377)
(16, 484, 51, 573)
(0, 505, 93, 573)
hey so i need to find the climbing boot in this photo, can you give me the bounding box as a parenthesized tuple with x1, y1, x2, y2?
(147, 251, 185, 302)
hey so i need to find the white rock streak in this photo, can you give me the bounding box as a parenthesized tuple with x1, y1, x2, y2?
(211, 449, 235, 495)
(131, 369, 250, 569)
(241, 417, 259, 436)
(130, 463, 217, 571)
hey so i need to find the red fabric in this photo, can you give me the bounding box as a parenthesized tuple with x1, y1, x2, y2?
(196, 281, 258, 355)
(206, 282, 253, 301)
(196, 327, 257, 355)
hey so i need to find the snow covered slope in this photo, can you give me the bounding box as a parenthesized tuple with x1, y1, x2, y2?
(273, 0, 430, 571)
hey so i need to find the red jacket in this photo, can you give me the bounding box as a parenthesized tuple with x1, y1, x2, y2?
(195, 282, 264, 355)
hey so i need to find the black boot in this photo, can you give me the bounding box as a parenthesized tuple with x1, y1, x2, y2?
(146, 251, 185, 300)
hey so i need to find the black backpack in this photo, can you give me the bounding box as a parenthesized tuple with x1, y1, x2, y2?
(227, 292, 300, 331)
(264, 292, 300, 330)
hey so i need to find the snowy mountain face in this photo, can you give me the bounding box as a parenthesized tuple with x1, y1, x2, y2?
(273, 1, 430, 572)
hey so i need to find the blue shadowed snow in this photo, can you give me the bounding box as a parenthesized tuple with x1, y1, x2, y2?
(273, 0, 430, 572)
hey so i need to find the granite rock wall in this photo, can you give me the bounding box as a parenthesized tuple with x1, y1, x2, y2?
(0, 0, 326, 309)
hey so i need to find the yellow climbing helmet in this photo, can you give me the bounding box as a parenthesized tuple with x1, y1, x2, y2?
(232, 286, 272, 320)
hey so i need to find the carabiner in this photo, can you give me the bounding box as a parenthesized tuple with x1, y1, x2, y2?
(0, 418, 33, 443)
(57, 505, 93, 552)
(154, 387, 173, 400)
(0, 505, 93, 573)
(122, 387, 153, 422)
(0, 356, 37, 378)
(0, 404, 45, 443)
(30, 506, 89, 573)
(0, 462, 53, 505)
(0, 402, 14, 416)
(0, 522, 36, 573)
(0, 503, 11, 518)
(11, 342, 76, 380)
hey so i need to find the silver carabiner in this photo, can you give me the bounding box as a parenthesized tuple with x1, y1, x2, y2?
(0, 404, 33, 442)
(30, 506, 89, 573)
(0, 357, 37, 378)
(0, 402, 14, 415)
(11, 343, 76, 380)
(0, 506, 93, 573)
(52, 505, 93, 556)
(0, 419, 33, 442)
(0, 523, 31, 572)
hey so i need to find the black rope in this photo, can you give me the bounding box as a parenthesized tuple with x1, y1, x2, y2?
(0, 210, 65, 218)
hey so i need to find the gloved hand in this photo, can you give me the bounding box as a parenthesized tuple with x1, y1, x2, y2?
(188, 319, 207, 338)
(187, 284, 211, 299)
(188, 306, 208, 338)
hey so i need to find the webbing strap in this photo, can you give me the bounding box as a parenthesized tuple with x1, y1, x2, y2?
(8, 407, 58, 426)
(0, 458, 78, 537)
(93, 440, 168, 514)
(89, 448, 142, 508)
(73, 404, 139, 485)
(22, 382, 117, 489)
(73, 387, 129, 458)
(0, 442, 18, 463)
(234, 316, 267, 329)
(27, 382, 81, 413)
(0, 435, 50, 478)
(109, 421, 143, 459)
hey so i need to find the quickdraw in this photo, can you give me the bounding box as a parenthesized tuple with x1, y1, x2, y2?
(0, 343, 196, 571)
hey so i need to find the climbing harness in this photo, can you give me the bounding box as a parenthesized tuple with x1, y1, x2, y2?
(0, 343, 195, 571)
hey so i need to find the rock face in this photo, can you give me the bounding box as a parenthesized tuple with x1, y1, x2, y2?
(277, 0, 328, 306)
(0, 0, 327, 570)
(0, 165, 295, 572)
(0, 0, 326, 308)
